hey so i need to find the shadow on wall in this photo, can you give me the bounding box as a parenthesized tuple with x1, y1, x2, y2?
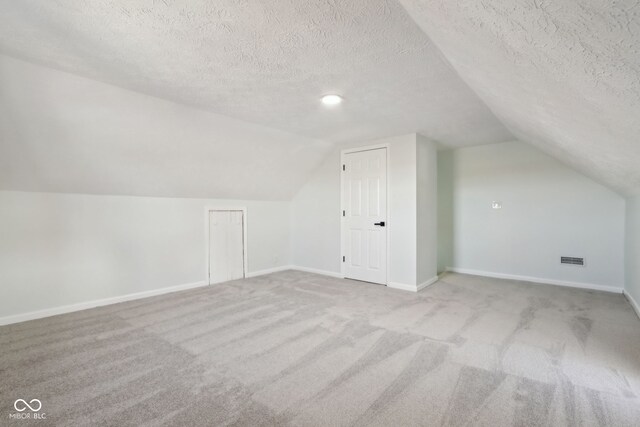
(437, 150, 454, 274)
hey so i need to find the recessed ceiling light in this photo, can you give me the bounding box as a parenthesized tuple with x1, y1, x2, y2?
(321, 94, 343, 106)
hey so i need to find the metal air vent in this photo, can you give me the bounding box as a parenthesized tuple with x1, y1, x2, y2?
(561, 256, 584, 266)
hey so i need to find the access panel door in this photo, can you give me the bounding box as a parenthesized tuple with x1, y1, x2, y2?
(209, 210, 245, 284)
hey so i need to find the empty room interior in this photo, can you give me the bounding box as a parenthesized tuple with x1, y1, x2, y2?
(1, 1, 640, 426)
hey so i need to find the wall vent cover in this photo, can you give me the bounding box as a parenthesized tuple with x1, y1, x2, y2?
(561, 256, 584, 266)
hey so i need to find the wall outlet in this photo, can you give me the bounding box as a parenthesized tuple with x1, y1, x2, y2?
(491, 201, 502, 209)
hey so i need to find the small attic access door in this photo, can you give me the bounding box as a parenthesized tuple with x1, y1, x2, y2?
(208, 210, 246, 285)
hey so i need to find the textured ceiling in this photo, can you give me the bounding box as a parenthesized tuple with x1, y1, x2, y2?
(0, 0, 512, 148)
(2, 1, 636, 198)
(399, 0, 640, 195)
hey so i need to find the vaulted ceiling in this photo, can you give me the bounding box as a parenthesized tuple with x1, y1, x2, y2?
(0, 0, 638, 198)
(0, 0, 511, 147)
(399, 0, 640, 195)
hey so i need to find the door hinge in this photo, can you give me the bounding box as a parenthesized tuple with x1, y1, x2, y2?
(342, 164, 345, 171)
(342, 256, 345, 262)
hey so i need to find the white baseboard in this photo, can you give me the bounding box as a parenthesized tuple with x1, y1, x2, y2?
(290, 265, 344, 278)
(624, 290, 640, 320)
(445, 267, 623, 294)
(246, 265, 293, 278)
(417, 275, 439, 291)
(293, 267, 441, 292)
(0, 265, 323, 326)
(388, 276, 439, 292)
(387, 282, 416, 292)
(0, 280, 208, 326)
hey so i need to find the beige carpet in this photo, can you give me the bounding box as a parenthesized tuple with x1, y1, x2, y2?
(1, 271, 639, 426)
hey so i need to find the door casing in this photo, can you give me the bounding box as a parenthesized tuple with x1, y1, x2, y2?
(206, 207, 248, 285)
(340, 143, 390, 285)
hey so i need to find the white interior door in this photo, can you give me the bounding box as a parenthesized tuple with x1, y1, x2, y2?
(343, 148, 387, 284)
(209, 210, 245, 284)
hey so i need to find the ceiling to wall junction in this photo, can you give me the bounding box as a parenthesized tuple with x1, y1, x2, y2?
(399, 0, 640, 196)
(1, 0, 637, 198)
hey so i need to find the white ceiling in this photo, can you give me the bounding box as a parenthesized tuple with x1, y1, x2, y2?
(1, 0, 637, 198)
(0, 0, 512, 148)
(399, 0, 640, 196)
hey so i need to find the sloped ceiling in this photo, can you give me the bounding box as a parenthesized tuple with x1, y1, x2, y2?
(2, 1, 636, 199)
(0, 0, 511, 147)
(399, 0, 640, 196)
(0, 56, 331, 200)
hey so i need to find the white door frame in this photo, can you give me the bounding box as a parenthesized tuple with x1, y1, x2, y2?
(340, 143, 390, 285)
(205, 207, 248, 285)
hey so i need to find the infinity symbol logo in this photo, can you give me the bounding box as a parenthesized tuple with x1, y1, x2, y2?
(14, 399, 42, 412)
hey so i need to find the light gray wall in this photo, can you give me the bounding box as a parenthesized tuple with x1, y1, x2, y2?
(626, 195, 640, 308)
(292, 134, 423, 287)
(416, 135, 438, 284)
(290, 149, 342, 274)
(437, 150, 454, 273)
(388, 135, 418, 286)
(0, 191, 291, 319)
(441, 141, 626, 289)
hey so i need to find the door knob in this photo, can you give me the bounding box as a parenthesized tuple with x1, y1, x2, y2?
(374, 221, 386, 227)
